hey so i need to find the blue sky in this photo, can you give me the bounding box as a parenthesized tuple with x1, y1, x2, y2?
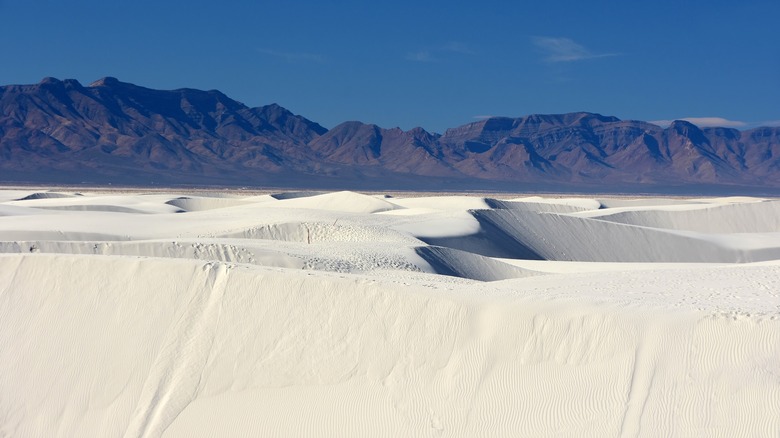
(2, 0, 778, 133)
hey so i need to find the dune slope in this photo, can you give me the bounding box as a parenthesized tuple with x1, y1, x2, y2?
(1, 255, 778, 437)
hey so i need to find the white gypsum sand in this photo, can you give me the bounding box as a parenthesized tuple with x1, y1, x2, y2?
(0, 189, 779, 437)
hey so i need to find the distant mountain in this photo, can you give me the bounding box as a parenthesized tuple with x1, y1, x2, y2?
(1, 77, 779, 193)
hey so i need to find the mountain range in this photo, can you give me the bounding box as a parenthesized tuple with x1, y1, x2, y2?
(2, 77, 779, 194)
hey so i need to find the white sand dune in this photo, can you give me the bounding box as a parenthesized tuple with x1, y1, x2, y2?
(513, 195, 602, 208)
(219, 220, 423, 245)
(497, 196, 601, 212)
(165, 196, 257, 212)
(573, 199, 780, 233)
(596, 197, 710, 208)
(0, 190, 779, 437)
(499, 258, 729, 274)
(387, 195, 491, 211)
(14, 191, 83, 201)
(472, 208, 780, 262)
(8, 193, 182, 214)
(269, 190, 329, 200)
(0, 191, 42, 202)
(0, 204, 59, 217)
(266, 191, 401, 214)
(415, 245, 540, 281)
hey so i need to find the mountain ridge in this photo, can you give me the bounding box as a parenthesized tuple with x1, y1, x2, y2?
(1, 77, 779, 194)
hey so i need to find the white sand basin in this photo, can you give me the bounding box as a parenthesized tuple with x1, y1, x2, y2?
(0, 190, 779, 437)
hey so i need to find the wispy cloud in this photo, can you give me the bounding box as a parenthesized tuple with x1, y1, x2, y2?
(407, 41, 476, 62)
(473, 115, 494, 120)
(406, 50, 435, 62)
(532, 37, 618, 63)
(257, 48, 325, 63)
(650, 117, 748, 128)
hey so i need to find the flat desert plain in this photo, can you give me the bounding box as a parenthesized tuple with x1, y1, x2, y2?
(1, 189, 779, 437)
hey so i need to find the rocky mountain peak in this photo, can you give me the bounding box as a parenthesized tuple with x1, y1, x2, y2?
(88, 77, 121, 87)
(1, 78, 779, 193)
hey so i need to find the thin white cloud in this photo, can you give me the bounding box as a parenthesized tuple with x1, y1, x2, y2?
(532, 37, 618, 63)
(473, 115, 494, 120)
(759, 120, 780, 127)
(650, 117, 748, 128)
(406, 50, 435, 62)
(257, 48, 325, 63)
